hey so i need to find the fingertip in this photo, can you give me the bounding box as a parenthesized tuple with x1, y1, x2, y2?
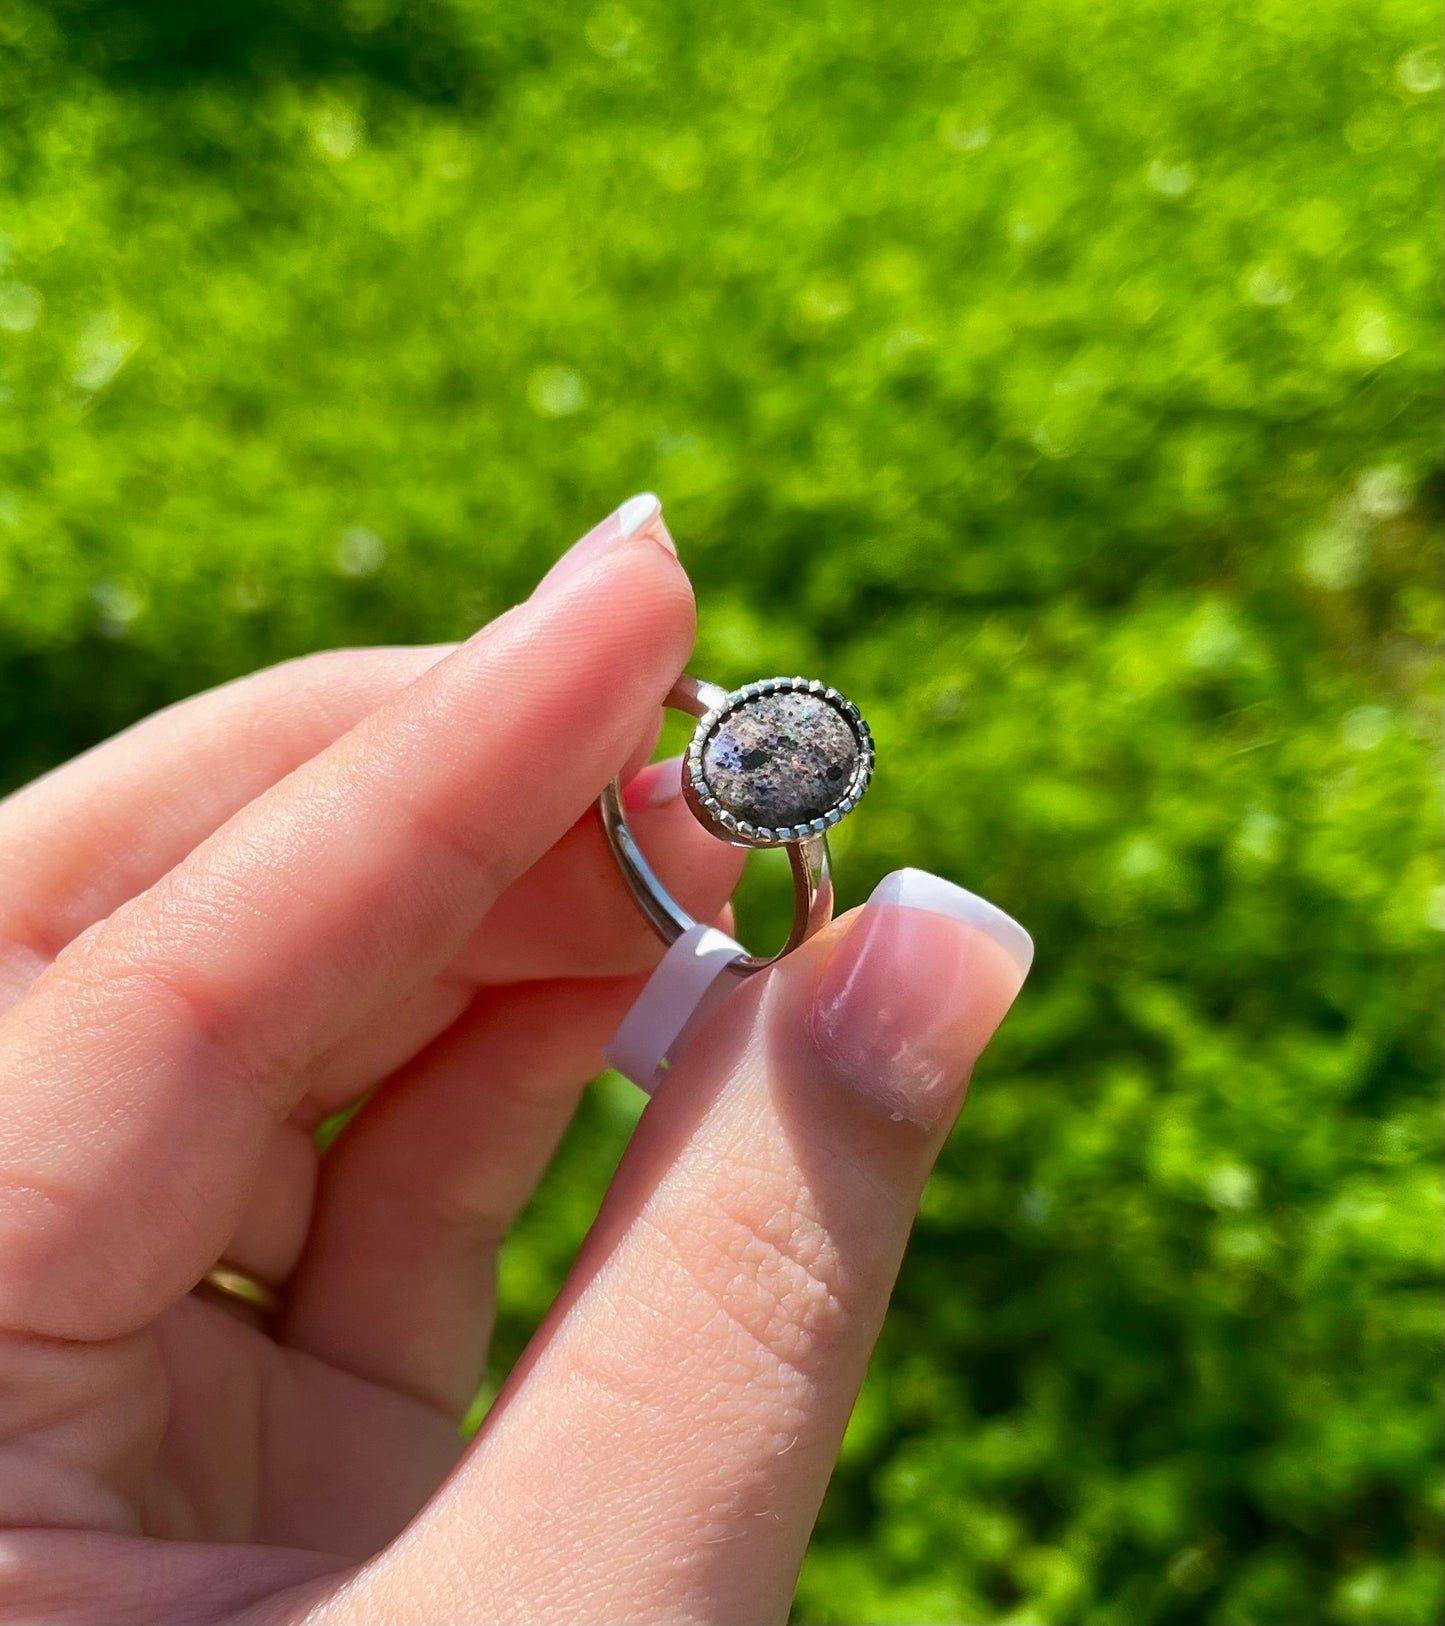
(533, 498, 693, 618)
(622, 754, 685, 811)
(868, 867, 1034, 979)
(804, 879, 1031, 1131)
(621, 786, 747, 929)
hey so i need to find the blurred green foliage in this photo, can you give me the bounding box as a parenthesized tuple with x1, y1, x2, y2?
(2, 0, 1442, 1620)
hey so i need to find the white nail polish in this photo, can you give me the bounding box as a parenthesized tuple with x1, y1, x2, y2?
(617, 492, 662, 538)
(810, 867, 1033, 1128)
(868, 867, 1034, 977)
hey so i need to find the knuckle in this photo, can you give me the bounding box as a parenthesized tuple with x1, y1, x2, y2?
(48, 872, 285, 1109)
(391, 786, 513, 904)
(660, 1165, 854, 1382)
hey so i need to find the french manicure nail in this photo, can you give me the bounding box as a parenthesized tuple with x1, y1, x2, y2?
(617, 491, 676, 551)
(808, 867, 1033, 1129)
(534, 493, 675, 600)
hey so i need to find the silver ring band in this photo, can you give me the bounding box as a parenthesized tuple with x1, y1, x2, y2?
(599, 674, 873, 976)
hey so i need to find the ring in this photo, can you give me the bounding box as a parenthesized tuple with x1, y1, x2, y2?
(197, 1261, 283, 1319)
(600, 675, 875, 974)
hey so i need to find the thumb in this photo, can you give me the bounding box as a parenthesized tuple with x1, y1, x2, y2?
(346, 868, 1031, 1626)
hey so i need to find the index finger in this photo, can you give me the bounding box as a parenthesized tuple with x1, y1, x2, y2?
(0, 506, 692, 1339)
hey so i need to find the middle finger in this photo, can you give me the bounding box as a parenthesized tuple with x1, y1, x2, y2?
(294, 775, 746, 1122)
(217, 785, 744, 1291)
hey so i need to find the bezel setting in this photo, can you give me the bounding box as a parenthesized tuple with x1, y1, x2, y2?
(682, 676, 875, 848)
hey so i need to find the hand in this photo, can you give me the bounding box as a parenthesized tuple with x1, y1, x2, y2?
(0, 499, 1030, 1625)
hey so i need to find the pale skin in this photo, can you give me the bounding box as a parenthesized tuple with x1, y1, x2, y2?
(0, 502, 1028, 1625)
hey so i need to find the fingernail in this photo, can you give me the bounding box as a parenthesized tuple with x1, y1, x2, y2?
(623, 754, 686, 810)
(808, 867, 1033, 1130)
(534, 493, 676, 600)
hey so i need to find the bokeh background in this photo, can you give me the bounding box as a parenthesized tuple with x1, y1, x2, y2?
(2, 1, 1442, 1620)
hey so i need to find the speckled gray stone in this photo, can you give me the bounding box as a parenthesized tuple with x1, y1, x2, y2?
(702, 693, 859, 828)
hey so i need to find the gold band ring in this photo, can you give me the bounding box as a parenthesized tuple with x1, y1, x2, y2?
(199, 1261, 282, 1319)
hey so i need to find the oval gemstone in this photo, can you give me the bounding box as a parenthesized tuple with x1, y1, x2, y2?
(701, 692, 860, 829)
